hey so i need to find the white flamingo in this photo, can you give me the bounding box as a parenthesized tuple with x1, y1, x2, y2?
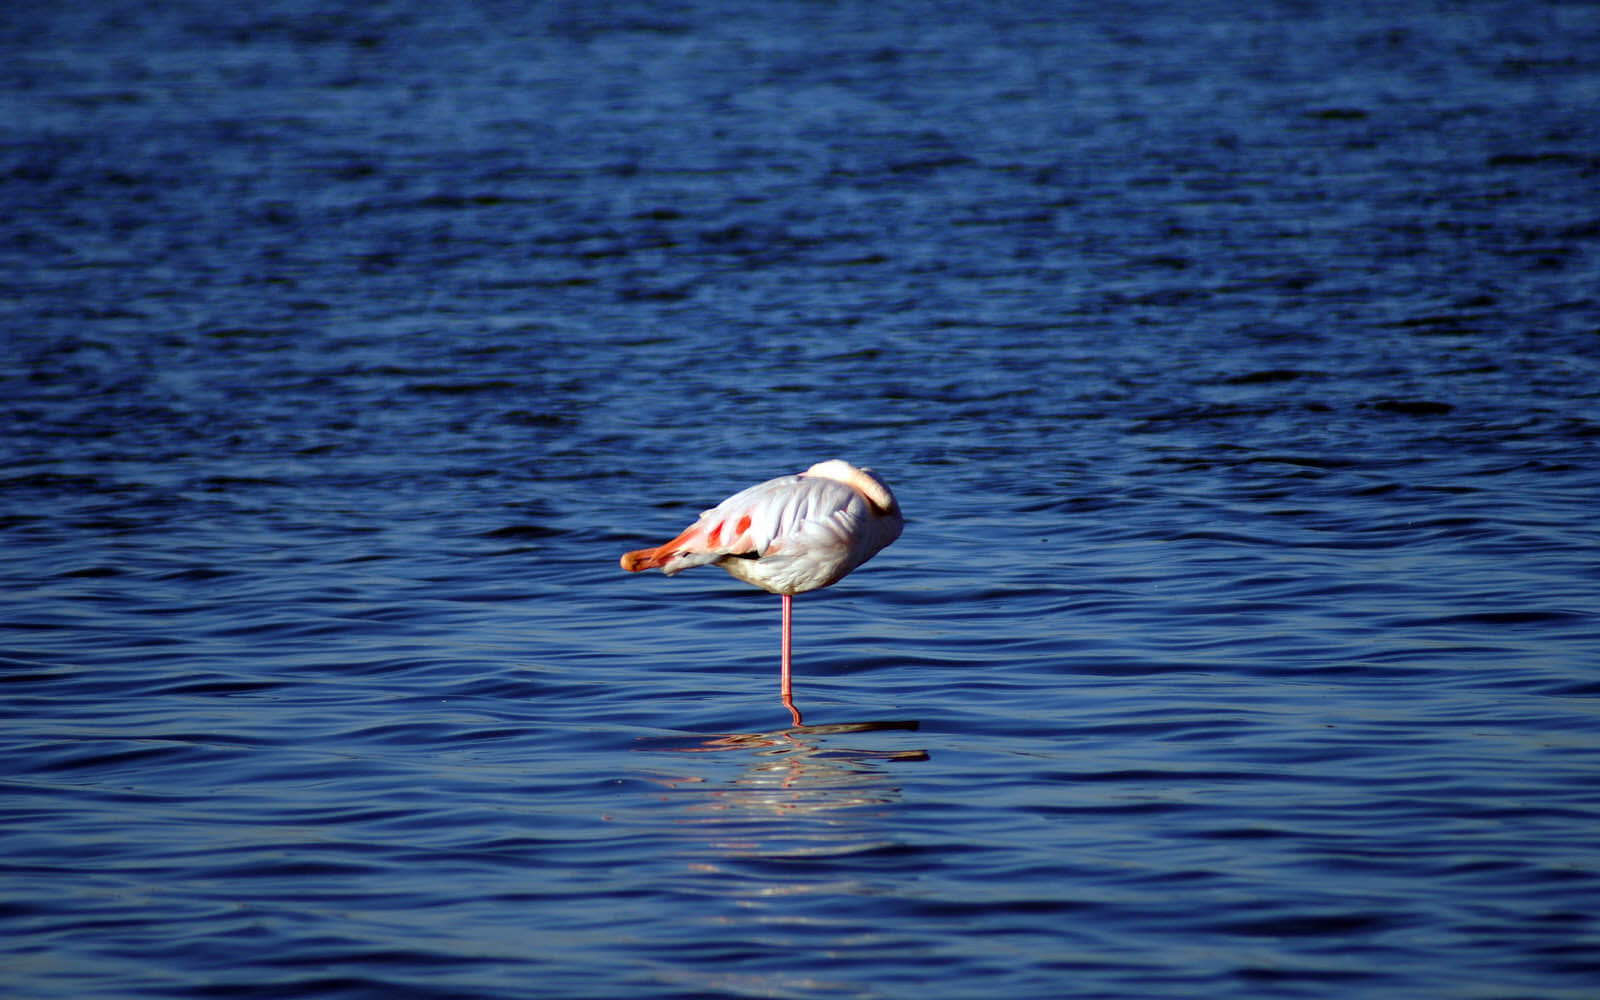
(620, 460, 903, 724)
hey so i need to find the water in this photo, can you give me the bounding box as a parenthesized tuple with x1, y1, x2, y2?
(4, 1, 1600, 997)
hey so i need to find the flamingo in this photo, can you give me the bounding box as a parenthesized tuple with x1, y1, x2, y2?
(620, 460, 903, 724)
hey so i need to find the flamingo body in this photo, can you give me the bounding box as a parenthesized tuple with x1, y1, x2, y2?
(620, 460, 902, 722)
(621, 460, 902, 593)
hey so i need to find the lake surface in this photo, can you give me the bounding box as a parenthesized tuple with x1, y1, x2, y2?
(4, 1, 1600, 997)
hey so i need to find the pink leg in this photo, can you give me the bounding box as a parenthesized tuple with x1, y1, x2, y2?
(780, 593, 801, 726)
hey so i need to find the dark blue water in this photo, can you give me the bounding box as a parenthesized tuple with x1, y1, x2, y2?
(5, 1, 1600, 997)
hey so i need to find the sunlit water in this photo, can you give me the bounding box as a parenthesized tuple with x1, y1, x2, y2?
(4, 2, 1600, 997)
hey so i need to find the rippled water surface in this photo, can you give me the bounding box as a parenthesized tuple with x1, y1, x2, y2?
(5, 1, 1600, 997)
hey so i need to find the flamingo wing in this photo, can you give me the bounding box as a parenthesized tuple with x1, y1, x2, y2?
(618, 474, 805, 576)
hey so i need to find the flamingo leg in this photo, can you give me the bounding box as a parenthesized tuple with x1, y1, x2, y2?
(780, 593, 801, 726)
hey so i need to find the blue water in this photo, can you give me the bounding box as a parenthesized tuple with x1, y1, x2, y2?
(5, 1, 1600, 997)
